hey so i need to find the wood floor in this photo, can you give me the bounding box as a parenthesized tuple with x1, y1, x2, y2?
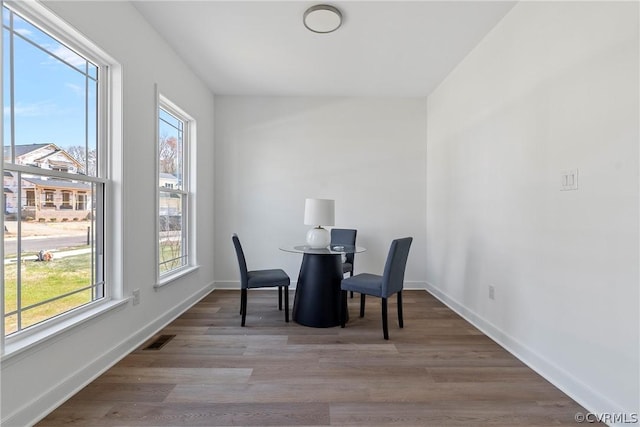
(37, 290, 591, 426)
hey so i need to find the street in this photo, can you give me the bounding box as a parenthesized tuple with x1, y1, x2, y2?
(4, 234, 90, 256)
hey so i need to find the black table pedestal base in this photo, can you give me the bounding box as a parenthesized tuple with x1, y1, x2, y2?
(292, 253, 346, 328)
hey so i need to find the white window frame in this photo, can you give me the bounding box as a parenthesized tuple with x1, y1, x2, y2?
(155, 90, 197, 287)
(1, 1, 123, 359)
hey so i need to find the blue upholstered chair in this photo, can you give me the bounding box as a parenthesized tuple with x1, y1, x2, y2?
(330, 228, 357, 297)
(340, 237, 413, 340)
(232, 233, 290, 326)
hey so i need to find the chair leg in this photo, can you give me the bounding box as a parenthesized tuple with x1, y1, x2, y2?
(349, 271, 354, 298)
(340, 290, 347, 327)
(360, 294, 366, 317)
(241, 289, 248, 327)
(278, 286, 283, 311)
(382, 297, 389, 340)
(284, 286, 289, 323)
(397, 291, 404, 328)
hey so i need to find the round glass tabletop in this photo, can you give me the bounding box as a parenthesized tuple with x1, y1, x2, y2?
(279, 244, 366, 255)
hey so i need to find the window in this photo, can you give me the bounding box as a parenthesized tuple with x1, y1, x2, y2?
(50, 164, 69, 173)
(157, 96, 194, 281)
(2, 2, 120, 340)
(43, 189, 55, 208)
(25, 189, 35, 207)
(61, 191, 71, 209)
(76, 192, 86, 210)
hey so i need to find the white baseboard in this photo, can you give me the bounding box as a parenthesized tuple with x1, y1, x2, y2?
(213, 280, 245, 290)
(213, 280, 427, 291)
(424, 282, 633, 427)
(4, 283, 214, 427)
(404, 281, 427, 290)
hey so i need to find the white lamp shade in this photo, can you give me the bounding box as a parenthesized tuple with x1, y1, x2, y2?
(304, 198, 335, 226)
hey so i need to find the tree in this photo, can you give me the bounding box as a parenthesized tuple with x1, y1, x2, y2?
(66, 145, 97, 176)
(159, 135, 178, 175)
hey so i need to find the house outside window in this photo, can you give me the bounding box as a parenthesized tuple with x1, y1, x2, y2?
(76, 192, 86, 211)
(25, 189, 35, 207)
(61, 191, 72, 209)
(2, 2, 121, 339)
(157, 96, 195, 281)
(43, 190, 55, 208)
(51, 164, 69, 173)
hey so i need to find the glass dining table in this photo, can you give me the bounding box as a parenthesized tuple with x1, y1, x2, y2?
(280, 244, 366, 327)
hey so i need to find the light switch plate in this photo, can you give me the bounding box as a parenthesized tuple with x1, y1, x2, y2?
(560, 169, 578, 191)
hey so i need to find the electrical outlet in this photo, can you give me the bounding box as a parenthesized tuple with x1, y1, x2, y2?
(488, 285, 495, 300)
(132, 289, 140, 306)
(560, 169, 578, 191)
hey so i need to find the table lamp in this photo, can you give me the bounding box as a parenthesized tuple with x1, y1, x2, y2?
(304, 198, 335, 249)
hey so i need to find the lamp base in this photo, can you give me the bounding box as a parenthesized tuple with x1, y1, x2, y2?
(306, 227, 330, 249)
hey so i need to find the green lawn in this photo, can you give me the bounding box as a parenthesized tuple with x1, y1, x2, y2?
(4, 253, 94, 334)
(4, 241, 184, 335)
(159, 240, 185, 274)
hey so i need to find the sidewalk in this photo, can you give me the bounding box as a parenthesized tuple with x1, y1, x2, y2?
(4, 247, 92, 265)
(3, 234, 83, 242)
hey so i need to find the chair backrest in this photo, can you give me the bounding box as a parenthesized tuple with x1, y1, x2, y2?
(231, 233, 249, 289)
(381, 237, 413, 297)
(331, 228, 357, 265)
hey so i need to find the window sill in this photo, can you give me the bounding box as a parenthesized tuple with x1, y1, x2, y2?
(155, 265, 200, 289)
(1, 298, 129, 365)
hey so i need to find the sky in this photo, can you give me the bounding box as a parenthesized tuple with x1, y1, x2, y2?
(3, 6, 97, 157)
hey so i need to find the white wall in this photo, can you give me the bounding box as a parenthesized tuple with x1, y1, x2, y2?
(214, 97, 427, 288)
(1, 2, 215, 425)
(426, 1, 639, 420)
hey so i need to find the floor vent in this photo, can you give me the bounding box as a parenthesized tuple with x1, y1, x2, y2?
(143, 334, 176, 351)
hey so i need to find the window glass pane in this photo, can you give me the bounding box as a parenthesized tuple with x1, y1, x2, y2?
(3, 4, 109, 337)
(21, 290, 94, 330)
(159, 108, 183, 190)
(12, 13, 89, 76)
(62, 74, 98, 177)
(3, 26, 12, 161)
(159, 190, 185, 274)
(4, 174, 99, 332)
(158, 101, 190, 278)
(4, 197, 19, 335)
(87, 62, 98, 80)
(12, 36, 87, 158)
(86, 77, 98, 176)
(4, 315, 18, 336)
(159, 108, 182, 131)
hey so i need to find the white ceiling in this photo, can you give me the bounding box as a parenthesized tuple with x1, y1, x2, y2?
(133, 1, 516, 97)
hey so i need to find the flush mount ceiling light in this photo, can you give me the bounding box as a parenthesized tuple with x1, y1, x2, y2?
(303, 4, 342, 34)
